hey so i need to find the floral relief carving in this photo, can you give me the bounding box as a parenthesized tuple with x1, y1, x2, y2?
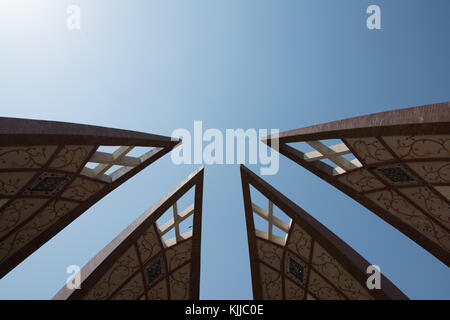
(49, 145, 94, 172)
(311, 244, 372, 300)
(345, 138, 394, 164)
(407, 162, 450, 183)
(399, 187, 450, 229)
(27, 200, 78, 231)
(111, 273, 145, 300)
(338, 169, 385, 193)
(136, 224, 162, 264)
(308, 270, 345, 300)
(169, 263, 190, 300)
(62, 177, 105, 201)
(0, 172, 35, 196)
(286, 223, 312, 261)
(259, 263, 282, 300)
(256, 239, 283, 270)
(366, 190, 450, 251)
(165, 239, 192, 272)
(83, 246, 140, 300)
(0, 198, 47, 238)
(146, 279, 169, 300)
(383, 135, 450, 159)
(0, 200, 78, 263)
(284, 278, 305, 300)
(0, 146, 58, 169)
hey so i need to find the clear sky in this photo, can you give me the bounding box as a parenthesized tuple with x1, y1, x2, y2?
(0, 0, 449, 299)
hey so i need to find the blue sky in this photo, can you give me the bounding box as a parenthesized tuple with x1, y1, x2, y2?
(0, 0, 449, 299)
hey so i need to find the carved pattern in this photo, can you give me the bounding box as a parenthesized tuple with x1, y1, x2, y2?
(286, 223, 312, 261)
(366, 190, 450, 251)
(49, 145, 94, 172)
(0, 172, 35, 196)
(338, 169, 385, 193)
(311, 244, 372, 300)
(83, 246, 140, 300)
(62, 177, 105, 201)
(165, 239, 192, 272)
(136, 224, 162, 264)
(399, 187, 450, 229)
(146, 279, 169, 300)
(383, 135, 450, 159)
(0, 200, 78, 262)
(169, 263, 190, 300)
(0, 146, 57, 169)
(0, 198, 47, 238)
(345, 138, 394, 164)
(308, 270, 345, 300)
(256, 239, 283, 270)
(407, 162, 450, 183)
(284, 278, 305, 300)
(259, 263, 282, 300)
(111, 273, 145, 300)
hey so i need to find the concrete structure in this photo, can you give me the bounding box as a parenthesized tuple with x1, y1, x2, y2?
(54, 167, 204, 300)
(240, 165, 408, 300)
(0, 117, 179, 278)
(262, 102, 450, 266)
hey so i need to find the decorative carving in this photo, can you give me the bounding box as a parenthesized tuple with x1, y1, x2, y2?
(407, 162, 450, 183)
(0, 200, 78, 262)
(383, 135, 450, 159)
(0, 172, 35, 196)
(111, 273, 145, 300)
(49, 145, 94, 172)
(62, 177, 105, 201)
(165, 239, 192, 272)
(169, 263, 190, 299)
(83, 246, 140, 300)
(345, 138, 394, 164)
(259, 263, 282, 300)
(366, 190, 450, 251)
(286, 223, 312, 261)
(256, 239, 283, 270)
(146, 279, 169, 300)
(284, 278, 305, 300)
(0, 198, 47, 238)
(311, 243, 372, 300)
(308, 270, 345, 300)
(399, 187, 450, 229)
(136, 224, 162, 264)
(0, 146, 57, 169)
(338, 169, 385, 193)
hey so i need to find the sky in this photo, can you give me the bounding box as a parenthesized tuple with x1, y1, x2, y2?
(0, 0, 449, 299)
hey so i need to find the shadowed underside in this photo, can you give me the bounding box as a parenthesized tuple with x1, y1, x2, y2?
(262, 102, 450, 266)
(53, 166, 204, 300)
(0, 117, 180, 278)
(241, 165, 408, 300)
